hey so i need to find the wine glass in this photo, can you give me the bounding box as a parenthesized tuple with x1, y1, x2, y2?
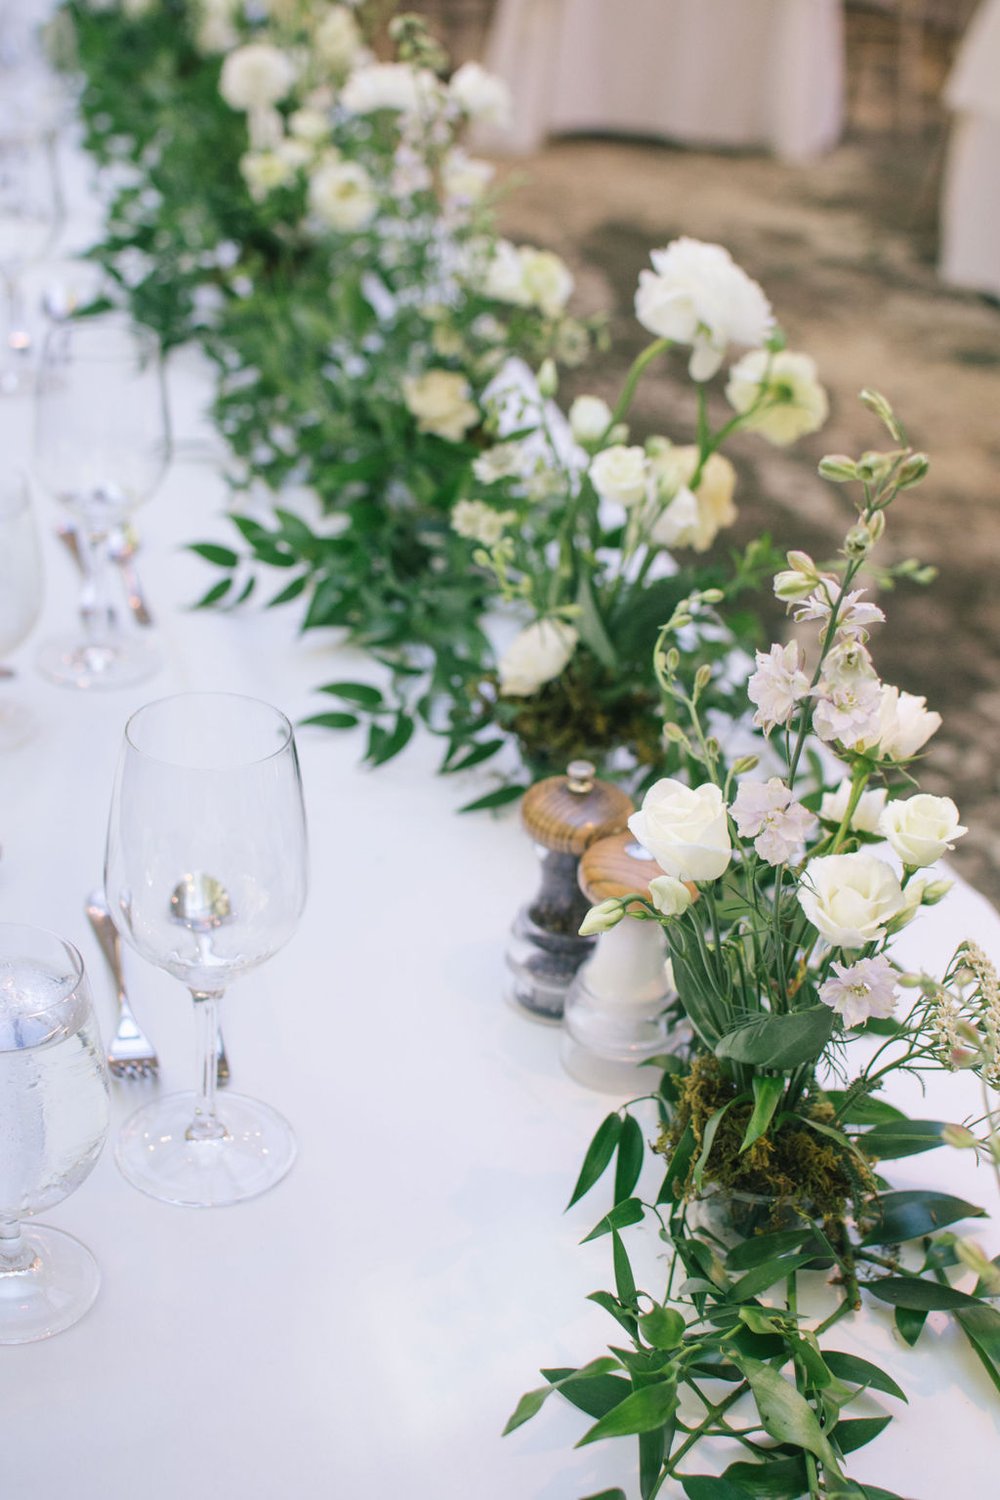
(0, 472, 43, 747)
(0, 126, 62, 395)
(104, 693, 308, 1208)
(33, 313, 171, 690)
(0, 923, 110, 1344)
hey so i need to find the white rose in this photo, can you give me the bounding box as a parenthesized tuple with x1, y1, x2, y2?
(797, 851, 905, 949)
(403, 370, 479, 443)
(647, 444, 737, 551)
(289, 107, 331, 142)
(569, 395, 612, 444)
(820, 779, 887, 834)
(308, 159, 377, 231)
(629, 779, 732, 884)
(219, 43, 297, 111)
(589, 445, 648, 508)
(879, 794, 967, 868)
(441, 149, 494, 205)
(870, 685, 942, 762)
(518, 248, 574, 317)
(449, 61, 511, 127)
(634, 237, 773, 381)
(498, 619, 578, 697)
(450, 499, 513, 546)
(648, 875, 694, 918)
(240, 151, 295, 200)
(648, 486, 700, 548)
(725, 349, 829, 445)
(340, 62, 433, 115)
(274, 136, 312, 170)
(314, 6, 363, 71)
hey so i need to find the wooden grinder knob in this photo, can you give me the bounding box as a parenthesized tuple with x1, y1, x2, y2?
(579, 831, 664, 904)
(521, 760, 633, 856)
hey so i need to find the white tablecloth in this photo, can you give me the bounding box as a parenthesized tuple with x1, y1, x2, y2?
(940, 0, 1000, 298)
(480, 0, 845, 161)
(2, 121, 1000, 1500)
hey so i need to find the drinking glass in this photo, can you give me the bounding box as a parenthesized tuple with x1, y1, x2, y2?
(0, 924, 110, 1344)
(0, 126, 62, 394)
(104, 693, 308, 1208)
(0, 473, 43, 745)
(33, 313, 170, 689)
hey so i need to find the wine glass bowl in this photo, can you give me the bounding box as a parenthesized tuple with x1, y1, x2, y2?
(0, 472, 43, 748)
(0, 923, 110, 1344)
(0, 127, 62, 395)
(104, 693, 308, 1208)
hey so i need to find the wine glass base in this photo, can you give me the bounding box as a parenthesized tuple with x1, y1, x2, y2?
(115, 1092, 297, 1208)
(37, 633, 160, 691)
(0, 1225, 100, 1344)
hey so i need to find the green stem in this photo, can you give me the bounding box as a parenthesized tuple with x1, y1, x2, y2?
(609, 337, 671, 428)
(652, 1384, 749, 1493)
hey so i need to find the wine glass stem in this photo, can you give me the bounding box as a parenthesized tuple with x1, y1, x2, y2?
(76, 521, 116, 643)
(187, 990, 227, 1143)
(0, 1214, 36, 1275)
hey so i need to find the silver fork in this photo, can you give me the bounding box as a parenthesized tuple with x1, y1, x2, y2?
(107, 524, 154, 628)
(86, 890, 159, 1082)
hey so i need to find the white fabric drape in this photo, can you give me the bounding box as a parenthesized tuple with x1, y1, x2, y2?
(940, 0, 1000, 297)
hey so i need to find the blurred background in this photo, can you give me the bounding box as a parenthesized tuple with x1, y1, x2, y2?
(415, 0, 1000, 902)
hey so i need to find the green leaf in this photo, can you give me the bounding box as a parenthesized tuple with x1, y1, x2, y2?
(824, 1092, 905, 1125)
(721, 1456, 808, 1499)
(894, 1306, 927, 1346)
(575, 572, 617, 672)
(579, 1492, 627, 1500)
(729, 1253, 815, 1303)
(191, 577, 232, 609)
(541, 1367, 632, 1419)
(727, 1229, 814, 1272)
(612, 1229, 636, 1309)
(582, 1197, 645, 1243)
(692, 1099, 738, 1191)
(640, 1427, 668, 1500)
(861, 1191, 985, 1245)
(832, 1414, 892, 1454)
(442, 738, 505, 773)
(955, 1303, 1000, 1395)
(502, 1384, 550, 1435)
(715, 1007, 834, 1070)
(741, 1075, 785, 1153)
(576, 1378, 678, 1447)
(682, 1479, 755, 1500)
(736, 1356, 843, 1475)
(865, 1277, 984, 1312)
(457, 783, 527, 813)
(300, 712, 360, 730)
(614, 1113, 645, 1203)
(319, 680, 383, 709)
(822, 1352, 906, 1403)
(267, 574, 308, 607)
(189, 542, 238, 567)
(367, 713, 414, 767)
(567, 1113, 622, 1208)
(587, 1290, 639, 1338)
(855, 1119, 947, 1160)
(638, 1305, 685, 1350)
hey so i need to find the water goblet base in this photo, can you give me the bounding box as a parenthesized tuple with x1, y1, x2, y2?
(37, 633, 160, 691)
(0, 1225, 100, 1344)
(115, 1091, 297, 1208)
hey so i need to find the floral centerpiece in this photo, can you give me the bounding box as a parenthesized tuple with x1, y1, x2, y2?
(507, 394, 1000, 1496)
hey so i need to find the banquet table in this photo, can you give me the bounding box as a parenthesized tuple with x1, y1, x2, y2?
(478, 0, 845, 161)
(2, 122, 1000, 1500)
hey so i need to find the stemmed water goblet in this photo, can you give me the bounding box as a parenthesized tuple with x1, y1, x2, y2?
(0, 472, 43, 748)
(33, 312, 171, 690)
(0, 923, 110, 1344)
(104, 692, 308, 1208)
(0, 125, 62, 395)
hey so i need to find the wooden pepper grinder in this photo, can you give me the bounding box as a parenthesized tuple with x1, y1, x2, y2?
(506, 760, 633, 1022)
(562, 831, 686, 1090)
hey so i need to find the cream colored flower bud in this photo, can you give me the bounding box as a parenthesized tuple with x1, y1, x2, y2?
(786, 550, 816, 574)
(579, 899, 624, 936)
(898, 452, 930, 487)
(774, 569, 817, 602)
(859, 388, 902, 440)
(942, 1124, 978, 1150)
(694, 663, 713, 693)
(649, 875, 694, 918)
(844, 524, 872, 558)
(818, 454, 858, 482)
(867, 510, 886, 543)
(699, 589, 725, 606)
(732, 755, 760, 775)
(536, 358, 558, 399)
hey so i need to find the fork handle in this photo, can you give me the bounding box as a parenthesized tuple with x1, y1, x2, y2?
(86, 902, 128, 1007)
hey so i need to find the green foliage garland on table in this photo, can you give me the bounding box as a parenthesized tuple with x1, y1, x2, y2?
(506, 397, 1000, 1496)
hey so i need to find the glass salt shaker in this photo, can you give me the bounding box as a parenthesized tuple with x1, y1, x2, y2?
(562, 832, 686, 1091)
(506, 760, 633, 1023)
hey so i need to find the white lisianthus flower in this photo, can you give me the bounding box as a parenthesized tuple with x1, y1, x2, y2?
(634, 237, 773, 381)
(648, 875, 694, 918)
(308, 158, 377, 231)
(820, 779, 888, 834)
(648, 488, 701, 549)
(449, 61, 511, 127)
(569, 395, 612, 444)
(498, 619, 578, 697)
(579, 899, 624, 936)
(289, 107, 331, 142)
(629, 779, 732, 884)
(482, 239, 530, 306)
(219, 43, 297, 111)
(725, 349, 829, 445)
(879, 794, 967, 868)
(313, 6, 363, 71)
(819, 955, 898, 1027)
(240, 150, 295, 201)
(731, 778, 815, 866)
(647, 444, 737, 551)
(589, 445, 648, 508)
(441, 149, 494, 206)
(518, 248, 574, 317)
(274, 137, 312, 171)
(472, 442, 524, 484)
(340, 62, 433, 115)
(196, 1, 240, 55)
(869, 685, 942, 761)
(450, 499, 515, 546)
(747, 641, 810, 734)
(403, 370, 479, 443)
(797, 851, 905, 949)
